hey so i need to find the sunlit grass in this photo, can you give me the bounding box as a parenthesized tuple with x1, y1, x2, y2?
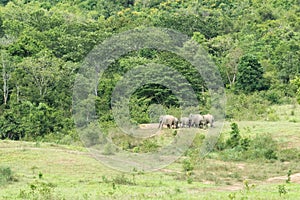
(1, 104, 300, 199)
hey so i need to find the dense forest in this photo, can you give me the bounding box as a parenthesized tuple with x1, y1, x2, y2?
(0, 0, 299, 141)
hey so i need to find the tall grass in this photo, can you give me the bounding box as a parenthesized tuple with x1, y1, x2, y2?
(0, 166, 15, 185)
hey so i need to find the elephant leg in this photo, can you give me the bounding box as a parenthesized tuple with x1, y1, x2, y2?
(196, 121, 200, 128)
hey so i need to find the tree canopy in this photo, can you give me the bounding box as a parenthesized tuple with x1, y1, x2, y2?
(0, 0, 299, 140)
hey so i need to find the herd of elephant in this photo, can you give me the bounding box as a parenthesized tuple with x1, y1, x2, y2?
(158, 114, 214, 129)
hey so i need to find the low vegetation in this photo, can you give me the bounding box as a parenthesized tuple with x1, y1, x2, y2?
(1, 104, 300, 199)
(0, 166, 15, 186)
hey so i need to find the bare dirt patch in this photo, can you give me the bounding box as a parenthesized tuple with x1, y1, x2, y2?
(139, 123, 160, 129)
(267, 173, 300, 184)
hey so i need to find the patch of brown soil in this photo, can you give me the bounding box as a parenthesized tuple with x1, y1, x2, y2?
(236, 163, 246, 170)
(158, 168, 182, 174)
(267, 173, 300, 184)
(139, 123, 160, 129)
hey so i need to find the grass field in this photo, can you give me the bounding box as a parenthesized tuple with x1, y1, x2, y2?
(1, 105, 300, 199)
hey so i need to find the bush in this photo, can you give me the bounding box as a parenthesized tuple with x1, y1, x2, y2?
(245, 133, 278, 160)
(80, 122, 107, 147)
(182, 159, 194, 172)
(112, 174, 135, 185)
(102, 143, 115, 155)
(18, 181, 58, 199)
(138, 139, 159, 153)
(225, 92, 270, 120)
(218, 124, 279, 161)
(214, 133, 226, 151)
(278, 148, 300, 162)
(0, 166, 14, 185)
(261, 89, 284, 104)
(239, 138, 251, 151)
(226, 122, 241, 149)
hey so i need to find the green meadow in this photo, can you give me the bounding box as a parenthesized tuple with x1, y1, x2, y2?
(1, 105, 300, 199)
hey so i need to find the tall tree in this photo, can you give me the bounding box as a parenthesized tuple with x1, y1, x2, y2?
(235, 54, 268, 93)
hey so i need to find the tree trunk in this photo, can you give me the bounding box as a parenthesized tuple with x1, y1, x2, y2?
(1, 52, 10, 105)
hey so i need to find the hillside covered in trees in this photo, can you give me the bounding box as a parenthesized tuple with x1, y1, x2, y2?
(0, 0, 299, 141)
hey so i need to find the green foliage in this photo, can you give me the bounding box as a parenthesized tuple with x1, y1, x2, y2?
(0, 0, 9, 6)
(243, 180, 255, 192)
(0, 166, 14, 185)
(112, 174, 135, 186)
(291, 76, 300, 104)
(249, 134, 278, 160)
(225, 92, 270, 120)
(18, 181, 58, 200)
(217, 123, 249, 158)
(261, 89, 285, 104)
(218, 123, 279, 161)
(38, 172, 43, 179)
(235, 54, 269, 93)
(0, 0, 299, 141)
(138, 139, 159, 153)
(239, 138, 251, 151)
(80, 122, 107, 147)
(228, 193, 236, 200)
(286, 169, 292, 184)
(278, 184, 287, 196)
(226, 122, 241, 148)
(102, 143, 115, 155)
(182, 159, 194, 172)
(186, 176, 193, 184)
(278, 148, 300, 162)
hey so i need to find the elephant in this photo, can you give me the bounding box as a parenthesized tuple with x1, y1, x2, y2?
(188, 114, 204, 128)
(158, 115, 179, 129)
(201, 114, 214, 128)
(179, 117, 189, 128)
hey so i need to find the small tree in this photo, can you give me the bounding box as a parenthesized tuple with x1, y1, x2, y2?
(226, 122, 241, 148)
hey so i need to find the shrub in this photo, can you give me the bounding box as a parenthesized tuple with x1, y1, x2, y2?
(102, 143, 115, 155)
(0, 166, 14, 185)
(187, 177, 193, 184)
(278, 148, 300, 162)
(261, 89, 284, 104)
(112, 174, 135, 185)
(138, 139, 159, 153)
(278, 184, 287, 196)
(18, 181, 58, 199)
(182, 159, 194, 172)
(226, 123, 241, 148)
(218, 126, 279, 161)
(264, 149, 278, 160)
(225, 92, 269, 120)
(214, 133, 226, 151)
(239, 138, 251, 151)
(286, 169, 292, 184)
(246, 133, 278, 160)
(266, 108, 280, 121)
(80, 122, 107, 147)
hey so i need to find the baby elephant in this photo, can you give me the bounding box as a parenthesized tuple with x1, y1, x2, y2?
(158, 115, 179, 129)
(179, 117, 189, 128)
